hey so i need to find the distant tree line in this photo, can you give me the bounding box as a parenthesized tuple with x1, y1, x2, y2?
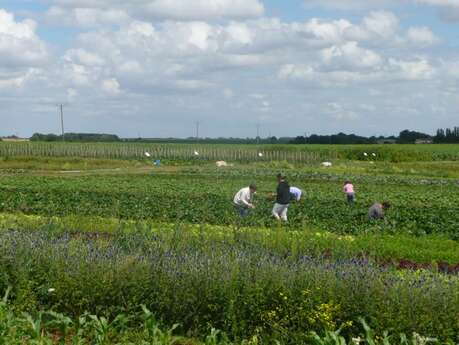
(434, 127, 459, 143)
(25, 127, 459, 144)
(289, 133, 396, 145)
(30, 133, 121, 142)
(125, 136, 286, 144)
(290, 127, 458, 144)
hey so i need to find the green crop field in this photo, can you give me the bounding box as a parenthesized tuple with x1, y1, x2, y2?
(1, 142, 458, 162)
(0, 143, 458, 344)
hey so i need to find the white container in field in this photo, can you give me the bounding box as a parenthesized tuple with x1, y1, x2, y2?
(194, 151, 199, 156)
(145, 152, 151, 157)
(258, 152, 263, 157)
(216, 161, 228, 167)
(321, 161, 332, 167)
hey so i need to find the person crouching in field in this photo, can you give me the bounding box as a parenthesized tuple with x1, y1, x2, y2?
(343, 181, 355, 203)
(272, 174, 291, 221)
(290, 186, 304, 202)
(368, 201, 391, 220)
(233, 184, 257, 217)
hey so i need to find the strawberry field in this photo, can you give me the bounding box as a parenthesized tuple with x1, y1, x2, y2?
(0, 169, 457, 238)
(0, 149, 458, 344)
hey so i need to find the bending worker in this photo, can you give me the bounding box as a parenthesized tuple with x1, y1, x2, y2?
(368, 201, 391, 220)
(233, 184, 257, 217)
(290, 186, 303, 202)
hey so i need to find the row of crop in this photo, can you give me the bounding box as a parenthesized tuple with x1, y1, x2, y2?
(0, 229, 458, 342)
(1, 212, 459, 265)
(0, 174, 457, 238)
(1, 142, 458, 162)
(0, 142, 335, 163)
(192, 167, 459, 186)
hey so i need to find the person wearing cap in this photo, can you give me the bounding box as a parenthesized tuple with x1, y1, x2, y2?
(272, 174, 291, 221)
(233, 184, 257, 217)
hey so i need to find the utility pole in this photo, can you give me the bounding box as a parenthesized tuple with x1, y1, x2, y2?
(195, 121, 200, 140)
(59, 104, 65, 142)
(256, 123, 260, 145)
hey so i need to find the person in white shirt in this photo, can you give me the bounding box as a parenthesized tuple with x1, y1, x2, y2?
(289, 186, 303, 202)
(233, 184, 257, 217)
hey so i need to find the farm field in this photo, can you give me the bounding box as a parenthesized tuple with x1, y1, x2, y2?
(1, 142, 459, 162)
(0, 144, 458, 344)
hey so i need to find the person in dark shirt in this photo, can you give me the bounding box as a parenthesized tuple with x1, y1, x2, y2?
(272, 173, 291, 221)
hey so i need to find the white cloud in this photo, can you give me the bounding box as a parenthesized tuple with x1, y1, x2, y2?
(387, 58, 435, 80)
(0, 10, 48, 67)
(325, 102, 359, 120)
(278, 56, 435, 86)
(405, 26, 439, 47)
(301, 18, 357, 44)
(101, 78, 121, 94)
(321, 42, 383, 70)
(46, 0, 264, 26)
(295, 11, 400, 46)
(302, 0, 459, 22)
(0, 9, 48, 89)
(303, 0, 400, 10)
(64, 49, 105, 67)
(362, 11, 399, 39)
(144, 0, 265, 20)
(46, 6, 131, 27)
(304, 0, 459, 10)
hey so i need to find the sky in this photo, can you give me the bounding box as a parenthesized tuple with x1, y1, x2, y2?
(1, 0, 458, 138)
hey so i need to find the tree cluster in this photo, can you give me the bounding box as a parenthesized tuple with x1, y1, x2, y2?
(289, 133, 397, 145)
(434, 127, 459, 143)
(30, 133, 121, 142)
(397, 130, 431, 144)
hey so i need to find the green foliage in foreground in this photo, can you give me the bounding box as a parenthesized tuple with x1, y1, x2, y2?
(1, 228, 458, 342)
(0, 288, 451, 345)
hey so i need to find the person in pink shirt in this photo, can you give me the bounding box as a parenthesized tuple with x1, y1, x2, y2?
(343, 181, 355, 203)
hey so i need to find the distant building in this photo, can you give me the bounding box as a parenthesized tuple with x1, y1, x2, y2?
(377, 139, 397, 144)
(1, 136, 30, 142)
(415, 138, 433, 144)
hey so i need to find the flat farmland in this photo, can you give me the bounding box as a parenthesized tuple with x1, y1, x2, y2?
(0, 145, 458, 344)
